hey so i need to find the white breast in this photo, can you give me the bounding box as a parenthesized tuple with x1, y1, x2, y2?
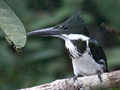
(63, 34, 103, 76)
(72, 52, 103, 76)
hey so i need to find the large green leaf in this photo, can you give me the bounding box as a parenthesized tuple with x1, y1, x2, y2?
(0, 0, 26, 51)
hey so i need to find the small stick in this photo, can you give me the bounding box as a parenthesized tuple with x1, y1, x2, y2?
(101, 23, 120, 36)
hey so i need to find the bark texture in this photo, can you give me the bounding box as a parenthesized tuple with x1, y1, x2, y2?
(19, 70, 120, 90)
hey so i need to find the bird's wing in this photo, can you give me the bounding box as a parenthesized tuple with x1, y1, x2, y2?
(89, 39, 108, 72)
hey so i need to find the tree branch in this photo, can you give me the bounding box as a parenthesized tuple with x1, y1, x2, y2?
(19, 70, 120, 90)
(101, 23, 120, 36)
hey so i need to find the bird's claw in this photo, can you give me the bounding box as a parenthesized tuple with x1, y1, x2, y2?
(73, 75, 78, 82)
(97, 71, 102, 82)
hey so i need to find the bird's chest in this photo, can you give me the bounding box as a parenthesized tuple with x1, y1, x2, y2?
(72, 52, 99, 75)
(65, 39, 102, 75)
(65, 39, 87, 59)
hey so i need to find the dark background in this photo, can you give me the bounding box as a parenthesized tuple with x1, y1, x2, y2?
(1, 0, 120, 89)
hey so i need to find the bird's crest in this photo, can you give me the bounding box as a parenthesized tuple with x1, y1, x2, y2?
(62, 11, 90, 36)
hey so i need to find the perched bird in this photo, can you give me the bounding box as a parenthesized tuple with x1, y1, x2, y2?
(27, 12, 108, 82)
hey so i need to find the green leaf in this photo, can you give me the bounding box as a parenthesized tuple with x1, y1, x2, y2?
(0, 0, 26, 51)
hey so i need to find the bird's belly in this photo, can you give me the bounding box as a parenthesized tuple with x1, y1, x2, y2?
(72, 52, 103, 76)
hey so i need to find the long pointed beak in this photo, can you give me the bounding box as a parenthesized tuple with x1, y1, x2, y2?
(27, 27, 60, 36)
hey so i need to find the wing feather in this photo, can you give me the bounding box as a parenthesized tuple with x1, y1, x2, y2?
(89, 39, 108, 72)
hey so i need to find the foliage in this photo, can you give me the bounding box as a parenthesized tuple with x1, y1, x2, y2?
(0, 0, 120, 90)
(0, 0, 26, 51)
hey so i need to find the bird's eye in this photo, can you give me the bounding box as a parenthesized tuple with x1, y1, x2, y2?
(63, 25, 68, 29)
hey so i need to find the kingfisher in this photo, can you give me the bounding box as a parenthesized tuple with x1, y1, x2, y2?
(27, 12, 108, 82)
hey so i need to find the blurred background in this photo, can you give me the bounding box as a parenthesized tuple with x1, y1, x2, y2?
(1, 0, 120, 89)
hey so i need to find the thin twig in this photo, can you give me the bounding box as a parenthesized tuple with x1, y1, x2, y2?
(101, 23, 120, 36)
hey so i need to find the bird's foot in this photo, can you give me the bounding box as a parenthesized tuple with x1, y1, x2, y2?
(73, 75, 78, 82)
(72, 75, 83, 89)
(97, 71, 102, 82)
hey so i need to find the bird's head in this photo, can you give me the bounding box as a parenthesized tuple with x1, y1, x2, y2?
(27, 11, 90, 39)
